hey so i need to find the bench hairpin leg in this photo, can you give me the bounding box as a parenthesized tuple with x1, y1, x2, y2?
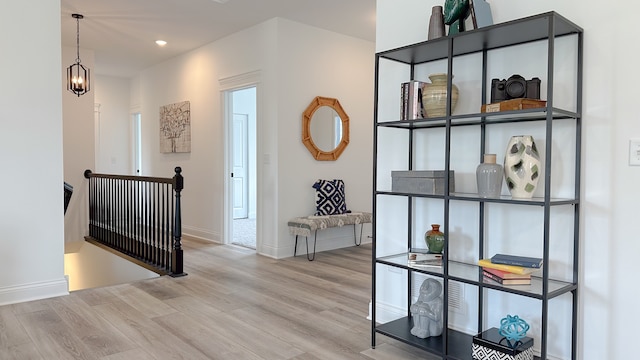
(305, 229, 318, 261)
(353, 224, 364, 246)
(294, 235, 299, 257)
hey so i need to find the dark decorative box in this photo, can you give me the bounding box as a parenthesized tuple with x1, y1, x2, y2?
(472, 328, 534, 360)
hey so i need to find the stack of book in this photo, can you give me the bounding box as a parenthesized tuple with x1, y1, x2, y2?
(478, 254, 543, 286)
(408, 251, 442, 269)
(401, 81, 428, 120)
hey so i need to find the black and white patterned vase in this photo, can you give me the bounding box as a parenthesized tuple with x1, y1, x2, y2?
(503, 135, 540, 199)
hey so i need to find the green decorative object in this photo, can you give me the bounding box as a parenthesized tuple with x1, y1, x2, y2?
(425, 224, 445, 254)
(444, 0, 470, 35)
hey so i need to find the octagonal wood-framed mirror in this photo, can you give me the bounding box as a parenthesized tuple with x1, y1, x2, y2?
(302, 96, 350, 161)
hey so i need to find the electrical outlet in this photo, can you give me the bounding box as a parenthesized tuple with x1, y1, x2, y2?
(630, 139, 640, 166)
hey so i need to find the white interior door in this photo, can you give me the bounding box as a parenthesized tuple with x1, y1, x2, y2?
(132, 112, 142, 175)
(232, 113, 249, 219)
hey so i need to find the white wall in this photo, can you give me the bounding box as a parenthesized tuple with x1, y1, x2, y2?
(132, 19, 278, 248)
(94, 75, 132, 175)
(0, 0, 68, 304)
(376, 0, 639, 359)
(62, 46, 95, 250)
(131, 18, 374, 258)
(275, 19, 375, 258)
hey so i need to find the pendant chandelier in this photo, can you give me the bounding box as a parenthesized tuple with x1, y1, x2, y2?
(67, 13, 90, 96)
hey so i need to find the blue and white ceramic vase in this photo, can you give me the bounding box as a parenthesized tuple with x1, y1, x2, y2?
(503, 135, 540, 199)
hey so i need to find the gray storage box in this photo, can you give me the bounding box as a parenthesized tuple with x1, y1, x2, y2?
(391, 170, 454, 195)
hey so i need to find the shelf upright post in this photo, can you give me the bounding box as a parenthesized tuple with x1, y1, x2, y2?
(405, 62, 416, 317)
(541, 14, 557, 360)
(371, 53, 381, 349)
(477, 46, 490, 334)
(571, 27, 584, 360)
(441, 35, 455, 358)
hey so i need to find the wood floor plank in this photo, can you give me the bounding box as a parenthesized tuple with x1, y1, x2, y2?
(318, 305, 369, 332)
(48, 295, 136, 358)
(0, 305, 32, 350)
(74, 287, 120, 306)
(91, 300, 212, 360)
(131, 276, 185, 301)
(0, 342, 44, 360)
(99, 348, 156, 360)
(17, 306, 98, 360)
(161, 295, 223, 319)
(151, 312, 267, 360)
(289, 353, 325, 360)
(105, 283, 178, 318)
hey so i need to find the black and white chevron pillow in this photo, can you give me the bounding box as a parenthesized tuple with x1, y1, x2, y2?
(312, 179, 349, 216)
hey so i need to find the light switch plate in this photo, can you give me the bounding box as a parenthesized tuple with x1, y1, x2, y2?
(630, 139, 640, 166)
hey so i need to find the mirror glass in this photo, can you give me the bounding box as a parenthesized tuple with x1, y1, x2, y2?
(310, 106, 342, 152)
(302, 96, 349, 161)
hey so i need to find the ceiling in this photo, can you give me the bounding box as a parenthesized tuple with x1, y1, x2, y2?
(61, 0, 377, 78)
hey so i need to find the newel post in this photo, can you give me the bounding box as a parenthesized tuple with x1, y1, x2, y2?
(171, 167, 185, 276)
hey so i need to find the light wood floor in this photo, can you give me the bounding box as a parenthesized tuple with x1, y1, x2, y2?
(0, 239, 433, 360)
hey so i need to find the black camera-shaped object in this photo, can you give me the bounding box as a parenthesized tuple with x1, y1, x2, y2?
(490, 75, 541, 103)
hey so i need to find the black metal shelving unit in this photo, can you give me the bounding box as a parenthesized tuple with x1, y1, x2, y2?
(371, 12, 582, 360)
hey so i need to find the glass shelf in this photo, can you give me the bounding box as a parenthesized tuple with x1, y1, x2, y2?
(375, 191, 579, 206)
(376, 107, 580, 129)
(376, 253, 576, 299)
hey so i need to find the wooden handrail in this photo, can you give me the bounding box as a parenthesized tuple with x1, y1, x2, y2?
(83, 167, 185, 276)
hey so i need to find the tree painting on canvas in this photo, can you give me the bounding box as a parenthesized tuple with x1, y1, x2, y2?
(160, 101, 191, 153)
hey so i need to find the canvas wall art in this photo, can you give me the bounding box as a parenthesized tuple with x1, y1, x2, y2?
(160, 101, 191, 153)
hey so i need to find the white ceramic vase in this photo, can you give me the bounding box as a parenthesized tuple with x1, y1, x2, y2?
(476, 154, 503, 198)
(503, 135, 540, 199)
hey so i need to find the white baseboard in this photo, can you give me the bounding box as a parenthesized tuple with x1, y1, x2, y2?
(257, 243, 278, 259)
(0, 278, 69, 306)
(182, 225, 220, 243)
(369, 299, 406, 323)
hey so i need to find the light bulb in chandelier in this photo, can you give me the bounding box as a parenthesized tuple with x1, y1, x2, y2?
(71, 74, 85, 91)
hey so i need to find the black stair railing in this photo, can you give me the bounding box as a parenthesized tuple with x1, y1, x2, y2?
(83, 167, 185, 276)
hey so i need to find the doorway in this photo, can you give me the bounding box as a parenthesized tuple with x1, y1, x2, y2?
(226, 86, 257, 249)
(132, 112, 142, 175)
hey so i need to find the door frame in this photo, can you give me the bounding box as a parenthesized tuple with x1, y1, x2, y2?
(220, 71, 261, 249)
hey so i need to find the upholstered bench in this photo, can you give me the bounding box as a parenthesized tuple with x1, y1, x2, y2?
(288, 212, 372, 261)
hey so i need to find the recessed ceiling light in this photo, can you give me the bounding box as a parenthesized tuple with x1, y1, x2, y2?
(212, 0, 230, 3)
(155, 40, 167, 46)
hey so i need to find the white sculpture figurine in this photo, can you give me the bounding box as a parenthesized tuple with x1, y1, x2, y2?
(410, 278, 444, 338)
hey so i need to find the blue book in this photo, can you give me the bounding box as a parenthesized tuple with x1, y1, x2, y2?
(490, 253, 543, 268)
